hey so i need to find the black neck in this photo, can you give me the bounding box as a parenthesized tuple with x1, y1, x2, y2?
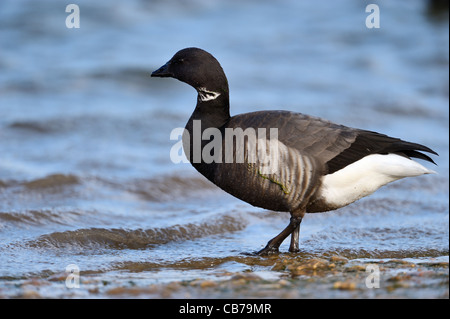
(183, 89, 230, 179)
(191, 93, 230, 128)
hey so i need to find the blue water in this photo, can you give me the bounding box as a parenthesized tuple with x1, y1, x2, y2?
(0, 0, 448, 298)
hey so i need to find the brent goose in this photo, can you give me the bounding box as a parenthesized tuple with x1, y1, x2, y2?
(151, 47, 438, 255)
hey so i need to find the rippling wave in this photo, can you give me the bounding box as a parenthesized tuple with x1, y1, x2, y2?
(24, 215, 247, 250)
(0, 209, 83, 227)
(0, 173, 219, 201)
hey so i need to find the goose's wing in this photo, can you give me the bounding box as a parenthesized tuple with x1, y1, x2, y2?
(228, 110, 437, 175)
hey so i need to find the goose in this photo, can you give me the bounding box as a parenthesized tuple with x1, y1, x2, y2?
(151, 47, 438, 255)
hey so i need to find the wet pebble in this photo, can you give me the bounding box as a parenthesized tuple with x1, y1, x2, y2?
(344, 265, 367, 272)
(330, 255, 349, 264)
(199, 280, 217, 289)
(21, 289, 42, 299)
(288, 258, 333, 276)
(333, 281, 356, 290)
(230, 273, 262, 282)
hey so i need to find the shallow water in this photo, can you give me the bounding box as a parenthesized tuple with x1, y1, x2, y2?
(0, 0, 448, 298)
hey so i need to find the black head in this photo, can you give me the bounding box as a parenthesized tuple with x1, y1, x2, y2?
(151, 48, 229, 96)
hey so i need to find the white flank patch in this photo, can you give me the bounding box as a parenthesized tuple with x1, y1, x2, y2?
(198, 87, 221, 102)
(319, 153, 436, 208)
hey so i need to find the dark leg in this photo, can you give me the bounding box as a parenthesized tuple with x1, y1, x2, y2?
(256, 213, 304, 256)
(289, 218, 302, 253)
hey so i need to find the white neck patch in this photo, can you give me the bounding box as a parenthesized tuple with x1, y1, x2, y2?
(198, 87, 221, 102)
